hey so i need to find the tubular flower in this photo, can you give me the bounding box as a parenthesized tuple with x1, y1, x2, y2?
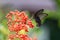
(6, 10, 37, 40)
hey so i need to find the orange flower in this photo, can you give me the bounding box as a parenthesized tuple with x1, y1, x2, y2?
(6, 10, 37, 40)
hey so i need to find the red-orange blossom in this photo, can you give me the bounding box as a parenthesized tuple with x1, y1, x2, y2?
(6, 10, 37, 40)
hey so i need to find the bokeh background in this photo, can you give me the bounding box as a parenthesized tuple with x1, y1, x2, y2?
(0, 0, 60, 40)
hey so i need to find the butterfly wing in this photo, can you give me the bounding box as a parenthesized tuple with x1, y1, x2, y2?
(39, 13, 48, 20)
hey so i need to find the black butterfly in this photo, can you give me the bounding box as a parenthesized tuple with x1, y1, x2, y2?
(33, 9, 48, 26)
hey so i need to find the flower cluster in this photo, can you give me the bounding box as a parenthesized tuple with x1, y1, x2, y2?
(6, 10, 37, 40)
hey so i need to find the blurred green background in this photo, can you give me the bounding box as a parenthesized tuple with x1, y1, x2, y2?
(0, 0, 60, 40)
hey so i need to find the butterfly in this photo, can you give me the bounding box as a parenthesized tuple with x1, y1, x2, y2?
(33, 9, 48, 26)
